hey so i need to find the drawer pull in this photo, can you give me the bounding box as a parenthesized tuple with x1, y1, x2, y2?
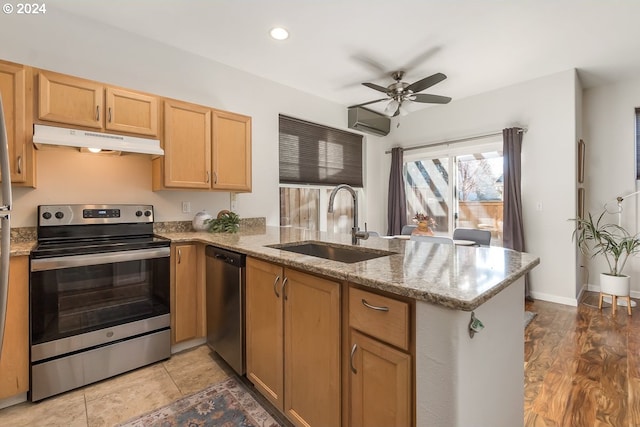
(361, 299, 389, 312)
(350, 344, 358, 374)
(273, 275, 281, 298)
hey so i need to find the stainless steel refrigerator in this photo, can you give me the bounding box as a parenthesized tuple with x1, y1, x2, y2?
(0, 94, 13, 358)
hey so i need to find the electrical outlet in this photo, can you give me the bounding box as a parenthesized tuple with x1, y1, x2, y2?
(182, 201, 191, 213)
(230, 192, 237, 212)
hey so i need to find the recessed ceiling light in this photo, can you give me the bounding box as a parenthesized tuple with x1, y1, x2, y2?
(270, 27, 289, 41)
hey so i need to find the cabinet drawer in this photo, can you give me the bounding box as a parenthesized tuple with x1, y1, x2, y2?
(349, 287, 409, 351)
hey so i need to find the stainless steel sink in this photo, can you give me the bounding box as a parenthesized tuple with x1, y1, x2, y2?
(267, 241, 396, 264)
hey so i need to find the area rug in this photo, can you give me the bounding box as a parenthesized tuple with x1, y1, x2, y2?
(524, 311, 537, 328)
(119, 377, 281, 427)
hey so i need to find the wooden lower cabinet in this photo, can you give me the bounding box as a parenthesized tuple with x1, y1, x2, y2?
(246, 257, 341, 427)
(349, 330, 412, 427)
(245, 258, 284, 406)
(0, 256, 29, 400)
(171, 243, 205, 344)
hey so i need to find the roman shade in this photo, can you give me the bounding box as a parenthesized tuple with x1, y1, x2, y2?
(279, 115, 363, 187)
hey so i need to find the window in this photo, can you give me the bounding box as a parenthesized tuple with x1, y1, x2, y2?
(279, 115, 364, 231)
(404, 141, 504, 246)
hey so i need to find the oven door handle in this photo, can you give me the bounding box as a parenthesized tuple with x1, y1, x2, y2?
(31, 247, 170, 271)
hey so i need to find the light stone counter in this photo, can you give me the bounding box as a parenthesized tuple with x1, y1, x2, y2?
(157, 225, 539, 311)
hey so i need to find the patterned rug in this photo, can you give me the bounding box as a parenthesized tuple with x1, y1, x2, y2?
(119, 377, 282, 427)
(524, 311, 537, 328)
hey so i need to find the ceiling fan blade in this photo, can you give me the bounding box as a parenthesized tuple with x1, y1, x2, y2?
(406, 72, 447, 93)
(348, 98, 388, 108)
(411, 93, 452, 104)
(401, 47, 441, 73)
(362, 82, 389, 93)
(351, 53, 389, 77)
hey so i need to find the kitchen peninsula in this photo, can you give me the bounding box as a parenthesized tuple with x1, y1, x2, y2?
(160, 225, 539, 427)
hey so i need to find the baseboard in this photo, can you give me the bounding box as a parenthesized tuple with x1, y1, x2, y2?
(585, 283, 640, 299)
(529, 291, 578, 307)
(532, 285, 640, 308)
(576, 284, 588, 303)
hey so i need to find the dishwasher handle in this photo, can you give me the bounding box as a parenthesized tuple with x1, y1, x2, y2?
(205, 245, 246, 267)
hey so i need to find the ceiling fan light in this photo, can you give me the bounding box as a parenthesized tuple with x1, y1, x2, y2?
(399, 104, 410, 116)
(385, 99, 399, 114)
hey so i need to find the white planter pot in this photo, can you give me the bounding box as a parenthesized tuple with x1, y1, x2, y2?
(600, 273, 631, 296)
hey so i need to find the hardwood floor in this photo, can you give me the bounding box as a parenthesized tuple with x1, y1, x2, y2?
(525, 292, 640, 426)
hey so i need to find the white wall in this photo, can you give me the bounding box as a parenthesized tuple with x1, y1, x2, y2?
(583, 75, 640, 296)
(2, 7, 387, 229)
(371, 70, 580, 304)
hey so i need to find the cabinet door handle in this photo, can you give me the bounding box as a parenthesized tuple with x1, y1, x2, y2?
(273, 275, 281, 298)
(281, 277, 288, 300)
(206, 171, 210, 183)
(17, 156, 22, 174)
(177, 249, 182, 264)
(108, 107, 112, 123)
(362, 299, 389, 312)
(213, 171, 218, 184)
(350, 344, 358, 374)
(96, 105, 100, 121)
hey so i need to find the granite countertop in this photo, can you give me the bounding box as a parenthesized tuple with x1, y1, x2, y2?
(158, 226, 540, 311)
(5, 222, 539, 310)
(7, 240, 37, 256)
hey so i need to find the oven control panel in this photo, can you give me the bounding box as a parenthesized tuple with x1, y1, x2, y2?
(83, 208, 121, 219)
(38, 204, 155, 226)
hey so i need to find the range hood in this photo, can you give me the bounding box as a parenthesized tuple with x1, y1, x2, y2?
(33, 124, 164, 156)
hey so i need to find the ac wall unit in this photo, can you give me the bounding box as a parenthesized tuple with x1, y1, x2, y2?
(347, 107, 390, 136)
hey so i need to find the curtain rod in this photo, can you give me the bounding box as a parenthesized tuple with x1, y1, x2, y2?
(384, 127, 527, 154)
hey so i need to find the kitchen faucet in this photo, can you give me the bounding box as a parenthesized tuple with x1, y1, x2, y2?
(328, 184, 369, 245)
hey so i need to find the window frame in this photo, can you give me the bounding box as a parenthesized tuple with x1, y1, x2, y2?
(402, 139, 503, 241)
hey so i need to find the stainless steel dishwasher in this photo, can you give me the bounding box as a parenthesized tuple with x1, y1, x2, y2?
(205, 245, 246, 375)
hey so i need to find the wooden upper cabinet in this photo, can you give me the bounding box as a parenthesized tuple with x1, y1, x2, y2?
(38, 70, 159, 136)
(212, 110, 252, 192)
(154, 102, 252, 192)
(105, 87, 158, 136)
(162, 99, 211, 189)
(0, 60, 34, 186)
(38, 71, 103, 128)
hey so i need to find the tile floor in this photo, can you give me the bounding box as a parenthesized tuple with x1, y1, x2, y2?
(0, 345, 237, 427)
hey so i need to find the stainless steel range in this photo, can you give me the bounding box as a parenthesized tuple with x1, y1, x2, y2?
(29, 204, 171, 401)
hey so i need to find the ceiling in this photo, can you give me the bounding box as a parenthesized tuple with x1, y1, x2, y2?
(49, 0, 640, 116)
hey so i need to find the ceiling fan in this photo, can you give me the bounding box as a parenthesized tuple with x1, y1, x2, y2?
(349, 71, 452, 117)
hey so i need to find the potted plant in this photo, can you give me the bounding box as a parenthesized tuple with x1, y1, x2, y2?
(413, 212, 436, 236)
(572, 210, 640, 296)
